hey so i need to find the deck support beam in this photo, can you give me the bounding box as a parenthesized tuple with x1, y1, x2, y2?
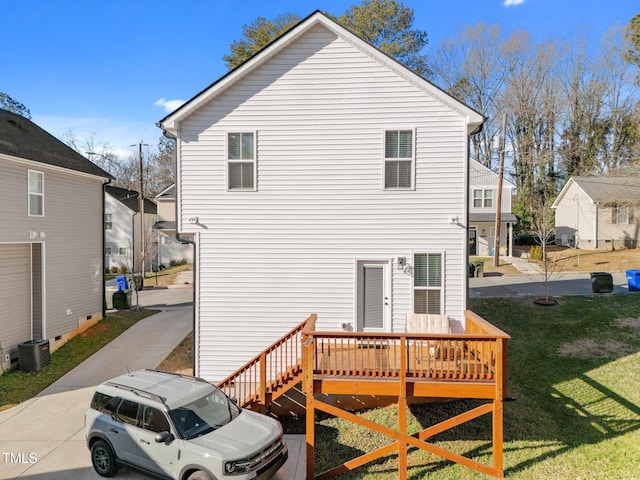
(301, 314, 508, 479)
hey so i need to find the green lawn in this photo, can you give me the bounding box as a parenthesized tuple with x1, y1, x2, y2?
(311, 295, 640, 479)
(0, 309, 155, 410)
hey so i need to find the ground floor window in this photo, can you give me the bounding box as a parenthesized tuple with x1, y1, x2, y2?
(413, 253, 442, 314)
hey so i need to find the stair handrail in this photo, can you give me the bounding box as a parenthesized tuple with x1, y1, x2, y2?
(217, 313, 317, 409)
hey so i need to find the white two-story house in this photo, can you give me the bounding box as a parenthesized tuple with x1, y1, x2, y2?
(468, 160, 517, 257)
(105, 185, 157, 277)
(158, 11, 484, 382)
(152, 184, 193, 268)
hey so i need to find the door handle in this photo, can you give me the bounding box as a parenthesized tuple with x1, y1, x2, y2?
(140, 439, 150, 445)
(108, 428, 118, 434)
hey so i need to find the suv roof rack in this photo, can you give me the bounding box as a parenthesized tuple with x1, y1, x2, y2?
(105, 381, 168, 407)
(143, 369, 211, 385)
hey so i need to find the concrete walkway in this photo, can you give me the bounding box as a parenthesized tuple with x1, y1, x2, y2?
(0, 287, 305, 480)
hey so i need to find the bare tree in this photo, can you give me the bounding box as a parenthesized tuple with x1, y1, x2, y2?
(431, 23, 517, 168)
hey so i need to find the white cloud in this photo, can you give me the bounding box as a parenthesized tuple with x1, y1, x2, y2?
(503, 0, 526, 6)
(154, 98, 186, 113)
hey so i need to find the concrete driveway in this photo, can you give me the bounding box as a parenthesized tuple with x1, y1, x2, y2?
(0, 286, 305, 480)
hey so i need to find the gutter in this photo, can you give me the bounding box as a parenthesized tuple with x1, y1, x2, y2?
(163, 129, 198, 377)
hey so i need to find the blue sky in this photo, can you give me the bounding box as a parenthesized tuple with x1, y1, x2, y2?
(2, 0, 637, 160)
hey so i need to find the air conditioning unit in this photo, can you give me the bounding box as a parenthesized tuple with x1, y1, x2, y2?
(18, 339, 51, 372)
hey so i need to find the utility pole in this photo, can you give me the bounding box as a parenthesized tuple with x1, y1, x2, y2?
(132, 142, 148, 290)
(493, 114, 507, 268)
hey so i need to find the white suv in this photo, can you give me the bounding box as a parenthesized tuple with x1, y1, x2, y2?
(85, 370, 287, 480)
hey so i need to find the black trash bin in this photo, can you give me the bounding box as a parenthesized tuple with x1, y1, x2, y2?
(112, 289, 132, 309)
(590, 272, 613, 293)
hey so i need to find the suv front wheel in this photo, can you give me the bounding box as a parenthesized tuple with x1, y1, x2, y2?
(91, 439, 119, 477)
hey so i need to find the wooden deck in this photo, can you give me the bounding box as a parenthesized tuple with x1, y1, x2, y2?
(218, 311, 509, 479)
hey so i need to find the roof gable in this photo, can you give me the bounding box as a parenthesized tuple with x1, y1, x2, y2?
(470, 160, 516, 189)
(159, 11, 483, 134)
(0, 109, 112, 179)
(106, 185, 157, 214)
(553, 176, 640, 208)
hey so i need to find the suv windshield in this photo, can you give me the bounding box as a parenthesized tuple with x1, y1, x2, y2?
(168, 387, 240, 440)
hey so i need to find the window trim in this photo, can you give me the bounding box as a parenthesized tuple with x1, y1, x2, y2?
(473, 188, 493, 208)
(412, 252, 444, 315)
(28, 170, 44, 216)
(226, 131, 257, 191)
(383, 128, 415, 191)
(615, 205, 629, 225)
(105, 213, 113, 230)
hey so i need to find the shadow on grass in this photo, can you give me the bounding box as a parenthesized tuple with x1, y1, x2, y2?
(308, 295, 640, 479)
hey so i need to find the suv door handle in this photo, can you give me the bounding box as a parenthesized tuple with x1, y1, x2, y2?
(140, 439, 150, 445)
(108, 428, 119, 434)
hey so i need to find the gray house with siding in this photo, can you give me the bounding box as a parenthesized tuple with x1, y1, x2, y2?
(552, 176, 640, 250)
(0, 109, 112, 371)
(159, 11, 484, 382)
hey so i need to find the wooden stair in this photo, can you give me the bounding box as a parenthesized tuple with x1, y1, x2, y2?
(216, 314, 315, 412)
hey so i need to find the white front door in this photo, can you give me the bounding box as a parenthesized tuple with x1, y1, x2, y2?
(356, 260, 390, 332)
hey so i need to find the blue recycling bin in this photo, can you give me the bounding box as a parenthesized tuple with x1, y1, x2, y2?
(115, 275, 128, 291)
(625, 269, 640, 292)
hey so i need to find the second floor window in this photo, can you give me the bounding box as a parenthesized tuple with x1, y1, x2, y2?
(227, 132, 255, 190)
(384, 129, 413, 189)
(28, 170, 44, 216)
(105, 213, 113, 230)
(473, 189, 493, 208)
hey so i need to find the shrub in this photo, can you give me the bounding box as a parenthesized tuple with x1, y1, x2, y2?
(119, 265, 128, 274)
(179, 258, 187, 265)
(169, 260, 178, 267)
(110, 266, 119, 274)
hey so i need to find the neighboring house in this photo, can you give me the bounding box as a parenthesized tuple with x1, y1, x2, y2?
(158, 11, 484, 382)
(105, 185, 157, 275)
(152, 184, 193, 268)
(552, 176, 640, 250)
(0, 109, 112, 371)
(468, 160, 517, 257)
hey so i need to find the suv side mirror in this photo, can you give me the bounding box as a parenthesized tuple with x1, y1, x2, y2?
(155, 431, 174, 443)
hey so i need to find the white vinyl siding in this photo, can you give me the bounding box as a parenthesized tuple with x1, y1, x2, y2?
(28, 170, 44, 216)
(178, 25, 469, 381)
(227, 132, 256, 190)
(384, 129, 413, 189)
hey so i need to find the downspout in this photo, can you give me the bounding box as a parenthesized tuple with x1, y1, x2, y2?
(593, 201, 599, 249)
(163, 129, 198, 376)
(465, 120, 484, 309)
(102, 177, 112, 318)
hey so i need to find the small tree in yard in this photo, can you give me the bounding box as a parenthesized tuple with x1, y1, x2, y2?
(531, 200, 556, 304)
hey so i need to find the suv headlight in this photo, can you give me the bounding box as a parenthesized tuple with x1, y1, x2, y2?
(224, 459, 251, 475)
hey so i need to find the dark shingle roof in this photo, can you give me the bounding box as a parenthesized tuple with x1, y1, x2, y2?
(0, 109, 112, 179)
(572, 176, 640, 205)
(106, 185, 157, 214)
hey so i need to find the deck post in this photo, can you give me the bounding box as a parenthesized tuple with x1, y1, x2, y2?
(398, 336, 408, 480)
(302, 325, 315, 480)
(259, 351, 267, 412)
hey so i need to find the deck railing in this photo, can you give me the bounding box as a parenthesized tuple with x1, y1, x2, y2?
(217, 314, 316, 409)
(304, 311, 509, 389)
